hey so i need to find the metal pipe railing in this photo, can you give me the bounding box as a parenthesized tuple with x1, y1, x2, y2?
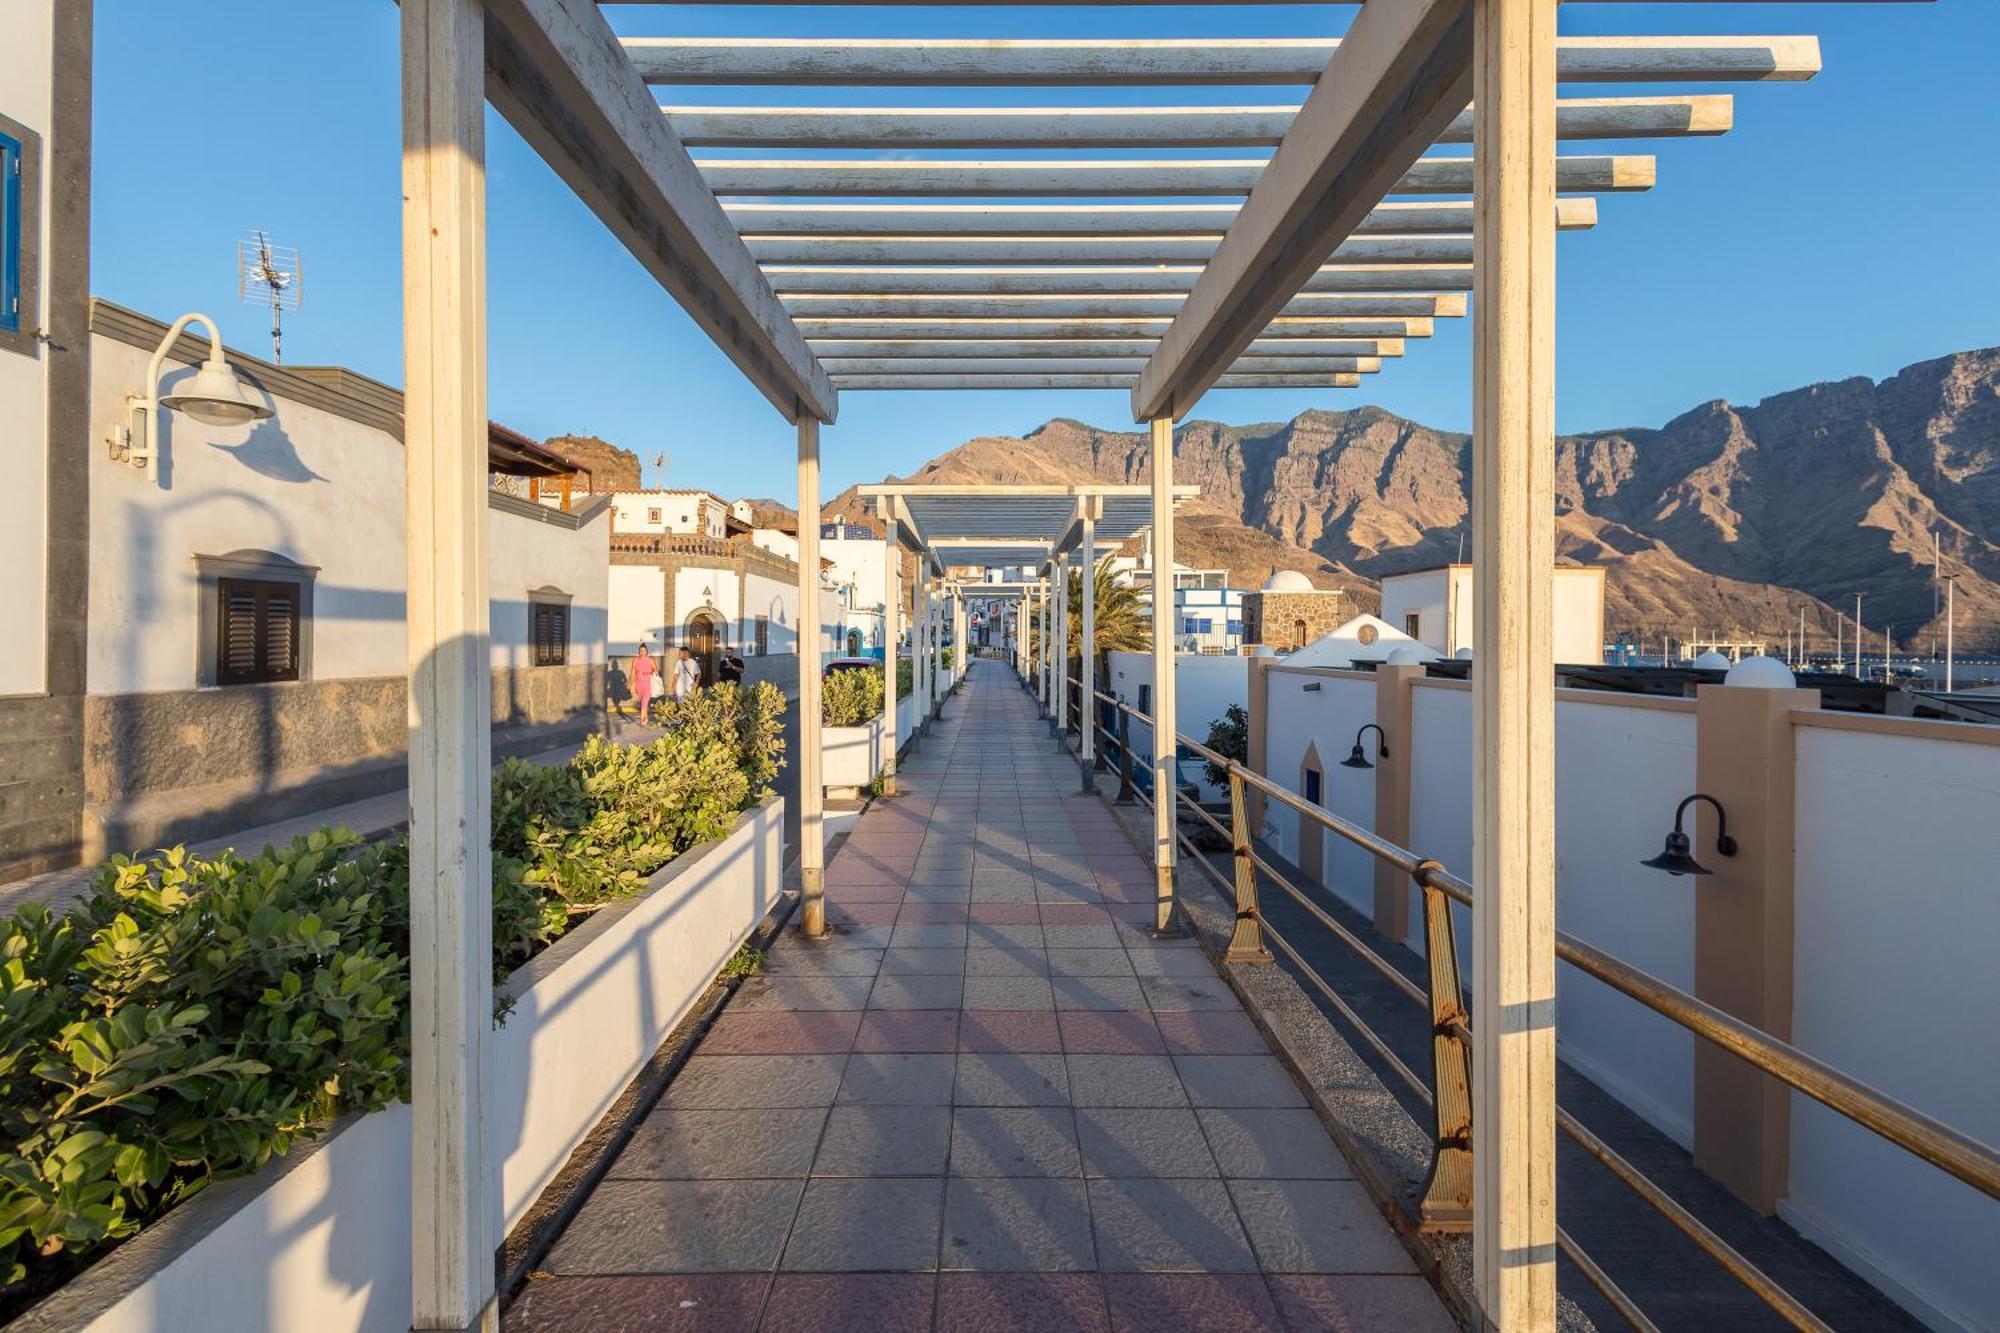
(1074, 685, 2000, 1332)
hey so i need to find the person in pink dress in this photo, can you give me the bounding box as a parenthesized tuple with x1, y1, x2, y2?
(631, 641, 657, 722)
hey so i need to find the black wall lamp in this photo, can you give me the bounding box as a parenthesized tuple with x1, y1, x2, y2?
(1342, 723, 1388, 770)
(1641, 793, 1738, 877)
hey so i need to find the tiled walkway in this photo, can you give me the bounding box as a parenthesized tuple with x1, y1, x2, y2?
(508, 663, 1453, 1332)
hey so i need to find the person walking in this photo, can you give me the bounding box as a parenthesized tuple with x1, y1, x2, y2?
(672, 644, 702, 701)
(631, 641, 656, 723)
(718, 647, 746, 686)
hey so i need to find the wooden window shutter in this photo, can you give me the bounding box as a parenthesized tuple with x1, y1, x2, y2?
(216, 577, 302, 685)
(532, 601, 569, 667)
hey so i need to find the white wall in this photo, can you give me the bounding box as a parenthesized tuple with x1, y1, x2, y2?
(1405, 682, 1473, 958)
(0, 1, 54, 696)
(608, 491, 726, 537)
(1552, 695, 1698, 1146)
(89, 328, 610, 694)
(487, 504, 608, 672)
(1789, 722, 2000, 1332)
(608, 565, 664, 656)
(1380, 571, 1449, 654)
(1378, 566, 1603, 664)
(1260, 669, 1378, 918)
(1105, 651, 1248, 800)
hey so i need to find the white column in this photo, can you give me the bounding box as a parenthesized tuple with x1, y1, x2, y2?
(882, 516, 900, 794)
(1149, 418, 1178, 934)
(797, 418, 828, 935)
(919, 571, 933, 725)
(1471, 0, 1559, 1323)
(1052, 558, 1069, 737)
(402, 1, 495, 1326)
(1080, 503, 1097, 790)
(1039, 581, 1052, 713)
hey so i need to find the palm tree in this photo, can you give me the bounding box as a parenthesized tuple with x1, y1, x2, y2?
(1024, 557, 1151, 676)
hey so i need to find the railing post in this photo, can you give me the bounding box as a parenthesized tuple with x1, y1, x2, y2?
(1415, 858, 1475, 1234)
(1224, 767, 1272, 965)
(1115, 708, 1136, 804)
(1094, 697, 1110, 775)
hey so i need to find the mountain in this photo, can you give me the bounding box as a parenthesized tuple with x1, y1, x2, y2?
(834, 348, 2000, 651)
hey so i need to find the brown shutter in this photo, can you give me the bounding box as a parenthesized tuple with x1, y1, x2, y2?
(216, 577, 303, 685)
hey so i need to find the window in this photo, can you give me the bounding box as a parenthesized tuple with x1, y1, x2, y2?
(1405, 612, 1422, 639)
(755, 615, 770, 655)
(1303, 767, 1322, 806)
(647, 507, 662, 524)
(530, 593, 570, 667)
(1137, 684, 1151, 715)
(0, 114, 40, 354)
(1226, 619, 1244, 637)
(1293, 618, 1308, 649)
(216, 578, 301, 686)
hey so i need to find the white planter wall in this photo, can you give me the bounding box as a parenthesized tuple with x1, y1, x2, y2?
(27, 797, 784, 1333)
(823, 715, 886, 795)
(1789, 724, 2000, 1333)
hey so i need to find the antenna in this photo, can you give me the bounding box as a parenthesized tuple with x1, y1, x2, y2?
(649, 451, 671, 483)
(238, 230, 303, 363)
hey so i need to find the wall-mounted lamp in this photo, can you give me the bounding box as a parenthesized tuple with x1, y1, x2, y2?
(1640, 793, 1738, 877)
(1341, 723, 1388, 770)
(112, 313, 273, 483)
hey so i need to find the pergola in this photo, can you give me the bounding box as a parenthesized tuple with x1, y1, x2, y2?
(859, 484, 1201, 874)
(397, 1, 1916, 1327)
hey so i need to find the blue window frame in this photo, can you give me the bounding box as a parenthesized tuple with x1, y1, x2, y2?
(1226, 619, 1244, 636)
(0, 128, 21, 334)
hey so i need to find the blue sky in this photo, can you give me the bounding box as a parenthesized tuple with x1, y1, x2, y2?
(93, 2, 1999, 498)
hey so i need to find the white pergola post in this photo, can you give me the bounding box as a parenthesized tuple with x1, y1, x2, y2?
(1471, 0, 1559, 1324)
(1079, 500, 1098, 792)
(797, 417, 828, 935)
(1051, 557, 1069, 737)
(881, 513, 900, 795)
(1149, 417, 1178, 934)
(402, 1, 495, 1326)
(1039, 580, 1053, 714)
(918, 570, 933, 727)
(953, 592, 967, 685)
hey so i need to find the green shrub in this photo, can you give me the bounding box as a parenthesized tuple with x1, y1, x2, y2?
(1201, 704, 1250, 787)
(822, 667, 884, 727)
(0, 682, 787, 1308)
(941, 646, 955, 671)
(895, 656, 913, 699)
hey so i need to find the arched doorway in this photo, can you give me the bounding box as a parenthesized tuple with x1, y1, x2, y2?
(1298, 741, 1325, 886)
(684, 609, 723, 689)
(847, 628, 863, 656)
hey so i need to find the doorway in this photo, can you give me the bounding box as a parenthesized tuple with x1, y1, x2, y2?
(1298, 742, 1325, 886)
(684, 610, 722, 689)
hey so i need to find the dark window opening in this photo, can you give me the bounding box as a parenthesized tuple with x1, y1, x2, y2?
(1405, 612, 1422, 639)
(1303, 767, 1322, 806)
(216, 577, 301, 686)
(532, 600, 569, 666)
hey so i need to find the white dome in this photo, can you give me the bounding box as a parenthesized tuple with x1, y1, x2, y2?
(1691, 650, 1732, 670)
(1387, 645, 1427, 666)
(1724, 655, 1797, 689)
(1262, 569, 1316, 593)
(1454, 646, 1474, 661)
(1252, 645, 1278, 658)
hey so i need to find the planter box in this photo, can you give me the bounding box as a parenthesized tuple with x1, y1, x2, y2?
(12, 796, 785, 1333)
(895, 693, 918, 750)
(823, 714, 886, 797)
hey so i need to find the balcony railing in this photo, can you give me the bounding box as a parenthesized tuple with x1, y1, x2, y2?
(1055, 672, 2000, 1333)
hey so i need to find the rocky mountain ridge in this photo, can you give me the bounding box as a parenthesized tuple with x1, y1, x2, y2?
(834, 347, 2000, 650)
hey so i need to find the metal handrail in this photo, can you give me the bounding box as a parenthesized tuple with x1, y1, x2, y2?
(1067, 682, 2000, 1331)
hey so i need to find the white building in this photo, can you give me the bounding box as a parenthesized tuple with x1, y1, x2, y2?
(82, 301, 610, 861)
(1290, 613, 1435, 669)
(1174, 586, 1247, 654)
(1379, 563, 1607, 665)
(609, 488, 739, 538)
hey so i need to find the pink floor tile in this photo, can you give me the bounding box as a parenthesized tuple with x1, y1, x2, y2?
(957, 1009, 1063, 1053)
(855, 1010, 960, 1053)
(1100, 1275, 1280, 1333)
(1058, 1010, 1167, 1055)
(505, 1274, 767, 1332)
(828, 901, 901, 927)
(968, 903, 1043, 924)
(700, 1011, 860, 1055)
(937, 1274, 1110, 1333)
(1265, 1275, 1459, 1333)
(1151, 1011, 1269, 1055)
(828, 883, 907, 904)
(897, 903, 971, 925)
(1039, 903, 1114, 925)
(761, 1275, 935, 1333)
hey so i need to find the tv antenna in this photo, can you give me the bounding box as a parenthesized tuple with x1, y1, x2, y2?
(650, 450, 671, 481)
(238, 230, 303, 363)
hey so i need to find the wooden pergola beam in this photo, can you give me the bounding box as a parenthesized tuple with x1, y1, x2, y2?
(481, 0, 835, 422)
(1134, 0, 1473, 420)
(793, 317, 1432, 340)
(767, 265, 1475, 296)
(747, 234, 1475, 267)
(830, 372, 1364, 390)
(819, 355, 1381, 375)
(624, 35, 1819, 86)
(696, 154, 1653, 197)
(807, 337, 1405, 358)
(783, 293, 1465, 319)
(725, 199, 1597, 237)
(669, 94, 1730, 149)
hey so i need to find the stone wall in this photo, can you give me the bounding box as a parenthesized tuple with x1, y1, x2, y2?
(1242, 590, 1354, 650)
(81, 664, 603, 860)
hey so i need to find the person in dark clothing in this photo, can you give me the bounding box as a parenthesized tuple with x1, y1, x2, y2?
(718, 648, 746, 685)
